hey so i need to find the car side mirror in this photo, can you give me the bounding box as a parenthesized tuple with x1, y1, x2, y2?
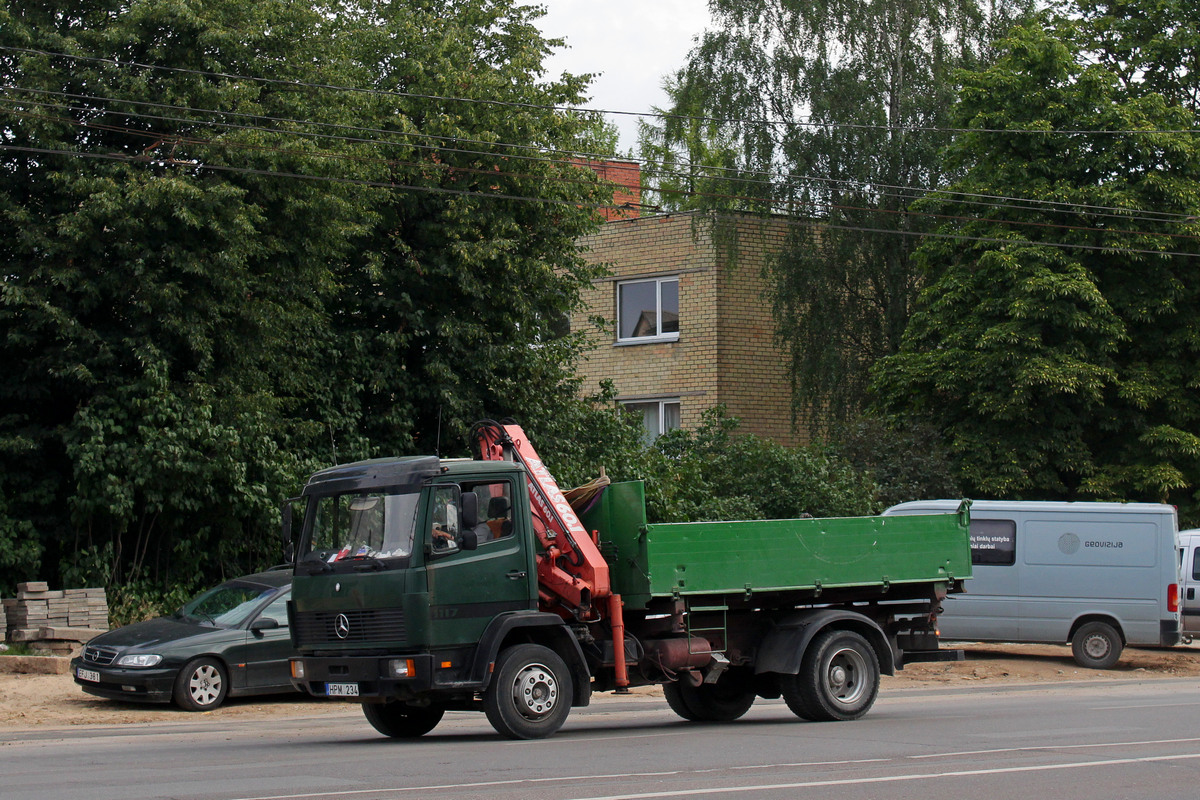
(250, 617, 281, 634)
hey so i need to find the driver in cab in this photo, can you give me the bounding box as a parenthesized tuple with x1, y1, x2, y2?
(432, 500, 459, 548)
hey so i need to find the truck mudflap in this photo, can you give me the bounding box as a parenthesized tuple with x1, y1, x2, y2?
(894, 631, 963, 666)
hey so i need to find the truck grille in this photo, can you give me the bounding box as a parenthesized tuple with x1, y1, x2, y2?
(292, 608, 407, 647)
(82, 646, 118, 665)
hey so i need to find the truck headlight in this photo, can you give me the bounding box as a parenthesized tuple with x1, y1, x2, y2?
(387, 658, 416, 678)
(116, 654, 162, 668)
(290, 659, 306, 679)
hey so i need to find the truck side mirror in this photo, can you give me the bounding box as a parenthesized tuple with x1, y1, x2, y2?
(460, 529, 479, 551)
(281, 502, 292, 545)
(462, 492, 479, 529)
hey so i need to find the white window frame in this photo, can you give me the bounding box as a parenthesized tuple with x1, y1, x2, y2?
(622, 398, 682, 442)
(616, 276, 679, 344)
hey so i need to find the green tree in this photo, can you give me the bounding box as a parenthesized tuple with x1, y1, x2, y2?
(642, 0, 1029, 433)
(1070, 0, 1200, 110)
(0, 0, 611, 595)
(873, 17, 1200, 504)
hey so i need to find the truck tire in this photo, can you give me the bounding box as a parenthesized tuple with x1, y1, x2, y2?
(782, 629, 879, 721)
(362, 701, 445, 738)
(664, 671, 756, 722)
(484, 643, 573, 739)
(1071, 621, 1123, 669)
(173, 657, 229, 711)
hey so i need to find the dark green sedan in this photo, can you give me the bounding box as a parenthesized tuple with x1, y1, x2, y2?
(70, 569, 296, 711)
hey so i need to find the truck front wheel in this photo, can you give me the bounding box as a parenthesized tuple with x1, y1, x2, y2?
(362, 701, 445, 738)
(1071, 621, 1123, 669)
(782, 629, 879, 721)
(664, 670, 756, 722)
(484, 643, 573, 740)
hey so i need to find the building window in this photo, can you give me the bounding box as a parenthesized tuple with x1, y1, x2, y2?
(624, 399, 681, 443)
(617, 277, 679, 343)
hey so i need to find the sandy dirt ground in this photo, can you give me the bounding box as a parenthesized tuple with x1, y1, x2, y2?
(3, 642, 1199, 730)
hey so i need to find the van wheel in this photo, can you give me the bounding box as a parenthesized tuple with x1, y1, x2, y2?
(484, 644, 572, 739)
(1071, 621, 1123, 669)
(664, 671, 756, 722)
(782, 629, 879, 721)
(362, 701, 445, 738)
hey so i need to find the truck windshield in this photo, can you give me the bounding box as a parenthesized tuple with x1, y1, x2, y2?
(303, 490, 420, 563)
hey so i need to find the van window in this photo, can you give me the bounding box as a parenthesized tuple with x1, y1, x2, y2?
(1193, 547, 1200, 580)
(969, 519, 1016, 566)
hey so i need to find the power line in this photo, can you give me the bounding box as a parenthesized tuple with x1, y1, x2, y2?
(5, 141, 1198, 261)
(5, 45, 1200, 136)
(0, 143, 618, 209)
(4, 84, 1196, 229)
(7, 99, 1198, 248)
(5, 99, 1199, 248)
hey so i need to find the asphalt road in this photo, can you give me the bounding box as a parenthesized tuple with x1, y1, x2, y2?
(5, 679, 1200, 800)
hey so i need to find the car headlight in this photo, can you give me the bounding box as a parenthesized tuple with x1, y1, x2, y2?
(116, 654, 163, 668)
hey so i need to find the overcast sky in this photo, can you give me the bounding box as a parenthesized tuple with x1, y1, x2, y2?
(536, 1, 713, 153)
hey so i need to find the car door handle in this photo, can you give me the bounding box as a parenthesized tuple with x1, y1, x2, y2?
(507, 570, 527, 580)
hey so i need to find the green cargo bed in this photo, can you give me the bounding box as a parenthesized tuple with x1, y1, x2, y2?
(581, 482, 972, 609)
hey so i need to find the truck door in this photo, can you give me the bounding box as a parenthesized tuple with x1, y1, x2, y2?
(424, 479, 535, 648)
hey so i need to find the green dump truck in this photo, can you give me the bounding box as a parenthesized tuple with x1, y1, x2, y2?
(285, 421, 971, 739)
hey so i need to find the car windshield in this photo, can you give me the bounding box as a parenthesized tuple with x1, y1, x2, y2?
(303, 490, 420, 562)
(178, 583, 278, 628)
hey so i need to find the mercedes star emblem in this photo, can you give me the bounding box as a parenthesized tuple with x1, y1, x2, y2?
(334, 613, 350, 639)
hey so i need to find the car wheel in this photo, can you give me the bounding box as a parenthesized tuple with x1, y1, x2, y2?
(174, 657, 229, 711)
(483, 643, 572, 740)
(782, 629, 879, 721)
(1071, 621, 1123, 669)
(362, 701, 445, 738)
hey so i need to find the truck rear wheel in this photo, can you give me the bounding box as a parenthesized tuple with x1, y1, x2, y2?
(782, 629, 879, 721)
(362, 701, 445, 738)
(484, 643, 573, 740)
(1071, 621, 1123, 669)
(664, 671, 756, 722)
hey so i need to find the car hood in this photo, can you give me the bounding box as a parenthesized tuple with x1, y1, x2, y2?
(86, 617, 227, 650)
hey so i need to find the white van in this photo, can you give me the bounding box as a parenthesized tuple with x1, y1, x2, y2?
(884, 500, 1182, 668)
(1177, 529, 1200, 639)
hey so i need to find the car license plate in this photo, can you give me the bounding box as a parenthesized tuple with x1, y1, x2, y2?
(326, 682, 359, 697)
(77, 668, 100, 683)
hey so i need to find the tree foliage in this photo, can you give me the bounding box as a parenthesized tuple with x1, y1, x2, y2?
(873, 13, 1200, 506)
(641, 0, 1030, 433)
(0, 0, 612, 595)
(534, 396, 879, 524)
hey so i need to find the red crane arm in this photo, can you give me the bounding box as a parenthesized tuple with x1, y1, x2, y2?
(472, 421, 612, 620)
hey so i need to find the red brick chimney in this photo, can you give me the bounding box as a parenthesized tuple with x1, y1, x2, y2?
(573, 159, 641, 220)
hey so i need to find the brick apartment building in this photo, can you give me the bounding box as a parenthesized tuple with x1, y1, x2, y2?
(570, 162, 800, 446)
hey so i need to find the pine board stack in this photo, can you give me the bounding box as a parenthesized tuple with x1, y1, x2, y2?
(4, 582, 109, 656)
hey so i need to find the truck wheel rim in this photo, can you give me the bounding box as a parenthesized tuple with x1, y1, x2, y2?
(826, 647, 867, 705)
(1084, 635, 1110, 660)
(512, 663, 559, 720)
